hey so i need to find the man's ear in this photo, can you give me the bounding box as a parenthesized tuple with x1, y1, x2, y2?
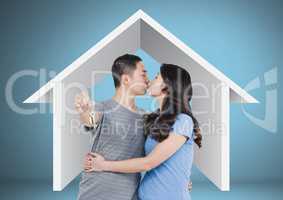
(121, 74, 129, 86)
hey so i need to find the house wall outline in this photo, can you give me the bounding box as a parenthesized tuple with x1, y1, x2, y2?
(24, 9, 259, 191)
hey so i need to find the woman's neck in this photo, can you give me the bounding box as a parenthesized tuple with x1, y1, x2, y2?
(156, 95, 165, 111)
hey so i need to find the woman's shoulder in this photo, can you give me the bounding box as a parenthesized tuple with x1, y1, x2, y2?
(176, 113, 193, 124)
(171, 113, 194, 138)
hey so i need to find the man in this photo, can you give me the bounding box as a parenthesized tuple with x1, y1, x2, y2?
(75, 54, 148, 200)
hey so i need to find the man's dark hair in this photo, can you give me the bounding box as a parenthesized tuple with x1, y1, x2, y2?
(111, 54, 142, 88)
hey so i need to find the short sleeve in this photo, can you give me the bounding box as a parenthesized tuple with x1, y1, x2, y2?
(93, 101, 104, 112)
(171, 113, 194, 139)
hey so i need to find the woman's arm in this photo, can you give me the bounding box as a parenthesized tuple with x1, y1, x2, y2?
(86, 133, 188, 173)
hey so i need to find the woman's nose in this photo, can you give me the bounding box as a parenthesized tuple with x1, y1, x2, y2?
(148, 80, 154, 87)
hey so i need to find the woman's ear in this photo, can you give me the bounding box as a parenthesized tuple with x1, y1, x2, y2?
(161, 84, 168, 95)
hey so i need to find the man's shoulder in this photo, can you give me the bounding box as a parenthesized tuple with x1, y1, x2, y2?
(93, 99, 112, 112)
(136, 108, 150, 115)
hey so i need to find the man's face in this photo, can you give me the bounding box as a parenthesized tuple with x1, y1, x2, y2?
(127, 61, 148, 96)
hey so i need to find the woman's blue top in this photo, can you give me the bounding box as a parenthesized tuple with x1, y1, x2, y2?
(138, 113, 194, 200)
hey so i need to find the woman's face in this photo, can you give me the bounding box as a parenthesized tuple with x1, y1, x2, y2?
(147, 73, 166, 97)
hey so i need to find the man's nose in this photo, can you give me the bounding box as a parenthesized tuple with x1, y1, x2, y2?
(145, 77, 150, 86)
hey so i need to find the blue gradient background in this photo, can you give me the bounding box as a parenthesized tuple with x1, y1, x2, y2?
(0, 0, 282, 199)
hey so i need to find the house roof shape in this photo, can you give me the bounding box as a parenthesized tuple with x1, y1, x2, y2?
(24, 9, 259, 104)
(22, 9, 260, 192)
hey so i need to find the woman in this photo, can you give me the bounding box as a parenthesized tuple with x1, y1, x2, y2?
(85, 64, 202, 200)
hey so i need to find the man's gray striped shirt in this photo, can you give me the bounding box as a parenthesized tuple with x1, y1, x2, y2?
(77, 99, 146, 200)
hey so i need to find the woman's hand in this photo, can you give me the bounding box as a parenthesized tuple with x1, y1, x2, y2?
(84, 152, 106, 173)
(84, 153, 94, 171)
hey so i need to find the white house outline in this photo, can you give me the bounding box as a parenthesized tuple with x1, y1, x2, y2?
(24, 10, 259, 191)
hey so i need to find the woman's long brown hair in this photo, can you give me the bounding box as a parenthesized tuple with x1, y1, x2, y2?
(144, 64, 202, 148)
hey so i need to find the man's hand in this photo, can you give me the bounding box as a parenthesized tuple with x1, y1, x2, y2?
(75, 91, 94, 127)
(84, 152, 106, 173)
(75, 91, 92, 114)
